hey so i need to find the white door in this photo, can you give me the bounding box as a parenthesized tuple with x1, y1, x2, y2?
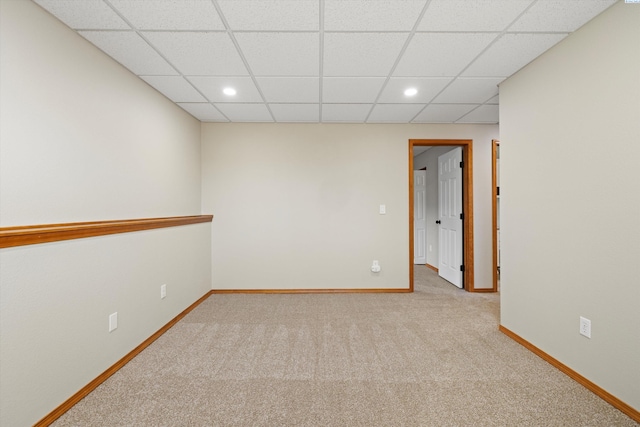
(438, 147, 463, 288)
(414, 170, 427, 264)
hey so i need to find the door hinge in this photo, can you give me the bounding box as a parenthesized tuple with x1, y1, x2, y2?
(460, 265, 465, 272)
(459, 212, 464, 220)
(459, 161, 463, 168)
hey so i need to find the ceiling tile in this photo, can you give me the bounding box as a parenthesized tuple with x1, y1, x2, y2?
(419, 0, 532, 32)
(394, 33, 496, 77)
(140, 76, 206, 102)
(378, 78, 452, 103)
(33, 0, 617, 124)
(143, 32, 248, 76)
(368, 104, 426, 123)
(270, 104, 320, 122)
(214, 104, 274, 122)
(463, 33, 567, 77)
(322, 104, 372, 122)
(257, 78, 319, 103)
(79, 31, 176, 75)
(323, 78, 386, 103)
(33, 0, 130, 29)
(510, 0, 616, 32)
(324, 33, 408, 77)
(108, 0, 225, 30)
(187, 77, 263, 103)
(456, 105, 499, 123)
(235, 33, 319, 76)
(324, 0, 427, 31)
(217, 0, 319, 30)
(433, 78, 502, 103)
(413, 104, 477, 123)
(178, 103, 228, 122)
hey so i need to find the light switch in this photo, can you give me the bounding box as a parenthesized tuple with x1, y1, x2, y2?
(109, 312, 118, 332)
(379, 204, 386, 214)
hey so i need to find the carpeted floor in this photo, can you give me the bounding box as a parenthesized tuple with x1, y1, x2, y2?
(52, 267, 637, 426)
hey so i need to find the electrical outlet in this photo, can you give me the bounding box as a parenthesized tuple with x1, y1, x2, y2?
(579, 316, 591, 338)
(109, 312, 118, 332)
(161, 284, 167, 299)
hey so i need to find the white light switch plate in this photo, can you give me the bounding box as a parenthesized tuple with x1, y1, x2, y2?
(379, 204, 386, 214)
(109, 312, 118, 332)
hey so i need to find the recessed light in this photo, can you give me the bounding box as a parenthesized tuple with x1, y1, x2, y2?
(404, 88, 418, 97)
(223, 87, 237, 96)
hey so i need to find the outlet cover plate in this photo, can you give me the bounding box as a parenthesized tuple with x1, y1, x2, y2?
(579, 316, 591, 338)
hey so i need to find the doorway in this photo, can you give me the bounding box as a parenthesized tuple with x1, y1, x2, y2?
(413, 169, 427, 265)
(409, 139, 475, 292)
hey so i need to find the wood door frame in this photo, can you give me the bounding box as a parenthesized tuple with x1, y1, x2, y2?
(492, 140, 500, 292)
(409, 139, 475, 292)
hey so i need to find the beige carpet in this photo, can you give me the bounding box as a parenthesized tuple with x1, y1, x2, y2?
(52, 267, 637, 426)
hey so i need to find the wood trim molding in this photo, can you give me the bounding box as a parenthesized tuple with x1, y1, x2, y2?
(499, 325, 640, 423)
(408, 142, 415, 292)
(425, 263, 439, 273)
(409, 139, 475, 292)
(212, 288, 412, 294)
(34, 291, 214, 427)
(491, 140, 500, 292)
(0, 215, 213, 249)
(470, 288, 496, 293)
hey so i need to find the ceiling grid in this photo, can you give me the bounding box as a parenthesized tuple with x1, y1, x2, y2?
(211, 0, 277, 122)
(318, 0, 325, 122)
(363, 0, 435, 123)
(32, 0, 618, 123)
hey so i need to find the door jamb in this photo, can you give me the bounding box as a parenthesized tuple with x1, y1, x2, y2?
(492, 140, 500, 292)
(409, 139, 475, 292)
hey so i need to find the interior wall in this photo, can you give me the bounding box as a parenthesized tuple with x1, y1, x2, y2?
(201, 123, 497, 290)
(499, 1, 639, 411)
(0, 0, 202, 226)
(0, 2, 211, 425)
(0, 225, 212, 427)
(414, 146, 457, 269)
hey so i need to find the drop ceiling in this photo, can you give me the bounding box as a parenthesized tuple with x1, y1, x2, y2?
(32, 0, 617, 124)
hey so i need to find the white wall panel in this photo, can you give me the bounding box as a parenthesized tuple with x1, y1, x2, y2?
(0, 225, 212, 426)
(202, 123, 497, 291)
(500, 1, 640, 412)
(1, 2, 201, 226)
(0, 3, 211, 425)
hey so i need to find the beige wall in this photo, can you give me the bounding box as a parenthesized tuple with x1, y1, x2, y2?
(500, 1, 640, 411)
(0, 225, 212, 426)
(201, 123, 497, 291)
(0, 0, 202, 226)
(0, 2, 211, 425)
